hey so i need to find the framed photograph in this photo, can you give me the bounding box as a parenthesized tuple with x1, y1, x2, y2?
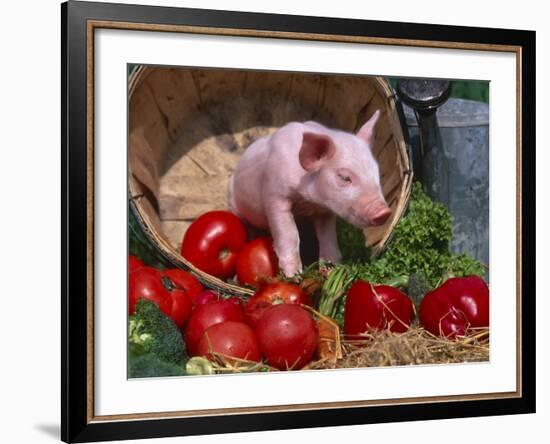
(62, 0, 535, 442)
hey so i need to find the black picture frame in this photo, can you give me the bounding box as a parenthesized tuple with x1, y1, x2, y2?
(62, 1, 536, 442)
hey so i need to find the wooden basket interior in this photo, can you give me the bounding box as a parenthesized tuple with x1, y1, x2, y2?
(129, 66, 412, 288)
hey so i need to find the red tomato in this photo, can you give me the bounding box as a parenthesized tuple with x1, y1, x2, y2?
(194, 290, 219, 306)
(184, 300, 246, 356)
(169, 288, 193, 329)
(245, 281, 311, 327)
(419, 275, 489, 338)
(255, 304, 318, 370)
(129, 255, 144, 273)
(129, 267, 172, 317)
(226, 296, 244, 307)
(196, 321, 261, 362)
(163, 268, 203, 303)
(129, 266, 194, 329)
(236, 237, 278, 287)
(180, 211, 247, 279)
(344, 281, 414, 338)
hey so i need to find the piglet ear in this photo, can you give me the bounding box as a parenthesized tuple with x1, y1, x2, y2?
(299, 132, 336, 172)
(356, 109, 380, 146)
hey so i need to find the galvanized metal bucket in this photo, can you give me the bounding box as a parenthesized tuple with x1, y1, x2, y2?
(403, 98, 490, 269)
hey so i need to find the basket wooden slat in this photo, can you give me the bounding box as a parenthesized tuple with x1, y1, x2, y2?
(129, 66, 412, 294)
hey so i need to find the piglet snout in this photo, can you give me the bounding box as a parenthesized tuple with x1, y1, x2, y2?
(353, 198, 392, 227)
(369, 206, 392, 226)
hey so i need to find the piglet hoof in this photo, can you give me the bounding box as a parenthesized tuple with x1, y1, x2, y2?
(279, 255, 303, 278)
(319, 250, 342, 264)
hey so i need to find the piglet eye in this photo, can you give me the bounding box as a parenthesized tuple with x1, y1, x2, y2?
(337, 172, 352, 183)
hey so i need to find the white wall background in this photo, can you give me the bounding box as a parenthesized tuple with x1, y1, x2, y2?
(0, 0, 546, 443)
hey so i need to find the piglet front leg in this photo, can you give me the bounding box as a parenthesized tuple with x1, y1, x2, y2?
(314, 214, 342, 264)
(265, 198, 303, 277)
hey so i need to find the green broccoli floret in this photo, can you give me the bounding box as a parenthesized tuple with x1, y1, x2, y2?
(128, 344, 186, 378)
(129, 299, 185, 365)
(407, 271, 432, 307)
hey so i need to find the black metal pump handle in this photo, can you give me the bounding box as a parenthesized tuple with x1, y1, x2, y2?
(395, 79, 452, 202)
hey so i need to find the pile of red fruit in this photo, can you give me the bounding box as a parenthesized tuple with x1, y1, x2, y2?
(341, 275, 489, 339)
(129, 259, 319, 370)
(129, 210, 490, 372)
(180, 210, 278, 288)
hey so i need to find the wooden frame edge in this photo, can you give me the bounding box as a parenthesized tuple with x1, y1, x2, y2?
(89, 19, 521, 53)
(91, 391, 520, 423)
(86, 18, 524, 423)
(62, 2, 535, 440)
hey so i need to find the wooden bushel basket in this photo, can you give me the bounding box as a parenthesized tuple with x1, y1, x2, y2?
(129, 66, 413, 296)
